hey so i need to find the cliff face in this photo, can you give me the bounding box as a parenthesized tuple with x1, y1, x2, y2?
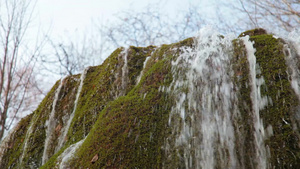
(0, 28, 300, 169)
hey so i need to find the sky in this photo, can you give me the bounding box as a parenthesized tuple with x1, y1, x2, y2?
(31, 0, 219, 87)
(27, 0, 212, 93)
(35, 0, 208, 39)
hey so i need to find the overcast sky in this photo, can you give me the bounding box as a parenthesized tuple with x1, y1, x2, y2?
(35, 0, 210, 38)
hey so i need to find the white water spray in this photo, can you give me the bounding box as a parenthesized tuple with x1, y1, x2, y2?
(241, 36, 268, 169)
(56, 67, 89, 152)
(285, 30, 300, 100)
(165, 27, 238, 169)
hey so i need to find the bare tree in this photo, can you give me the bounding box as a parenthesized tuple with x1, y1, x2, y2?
(41, 31, 102, 77)
(102, 5, 171, 48)
(0, 0, 43, 140)
(232, 0, 300, 32)
(99, 4, 207, 50)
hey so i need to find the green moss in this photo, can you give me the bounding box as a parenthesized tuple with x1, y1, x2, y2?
(1, 77, 81, 168)
(41, 45, 159, 168)
(249, 34, 300, 167)
(0, 113, 33, 169)
(238, 28, 267, 37)
(66, 46, 156, 146)
(43, 76, 80, 161)
(0, 80, 61, 168)
(19, 80, 62, 168)
(232, 33, 300, 168)
(232, 39, 258, 168)
(6, 30, 300, 168)
(65, 56, 173, 168)
(42, 38, 190, 168)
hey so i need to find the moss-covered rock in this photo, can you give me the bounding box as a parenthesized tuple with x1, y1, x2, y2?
(239, 28, 268, 37)
(233, 29, 300, 168)
(0, 29, 299, 169)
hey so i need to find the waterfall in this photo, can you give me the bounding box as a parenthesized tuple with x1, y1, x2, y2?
(42, 78, 64, 165)
(284, 30, 300, 135)
(121, 48, 129, 94)
(241, 36, 268, 169)
(2, 28, 300, 169)
(56, 67, 89, 153)
(19, 114, 38, 167)
(136, 56, 151, 84)
(285, 30, 300, 100)
(58, 137, 86, 169)
(164, 27, 238, 168)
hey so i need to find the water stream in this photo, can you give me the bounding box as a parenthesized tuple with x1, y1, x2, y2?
(121, 48, 129, 95)
(161, 27, 300, 169)
(241, 36, 268, 169)
(42, 78, 64, 164)
(164, 27, 238, 168)
(136, 56, 151, 84)
(56, 67, 89, 153)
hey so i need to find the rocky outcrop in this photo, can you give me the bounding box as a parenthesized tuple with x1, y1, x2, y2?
(0, 28, 299, 169)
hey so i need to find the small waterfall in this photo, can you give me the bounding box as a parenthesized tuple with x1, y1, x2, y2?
(241, 36, 268, 169)
(56, 67, 89, 152)
(285, 30, 300, 134)
(42, 78, 64, 165)
(58, 137, 86, 169)
(2, 28, 300, 168)
(285, 30, 300, 100)
(136, 56, 151, 84)
(285, 45, 300, 99)
(121, 48, 129, 94)
(19, 114, 38, 167)
(164, 27, 238, 168)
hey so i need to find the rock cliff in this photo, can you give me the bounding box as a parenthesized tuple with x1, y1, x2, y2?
(0, 28, 300, 169)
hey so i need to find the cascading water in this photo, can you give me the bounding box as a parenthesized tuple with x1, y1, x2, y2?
(164, 27, 238, 168)
(19, 114, 38, 167)
(285, 30, 300, 101)
(136, 56, 151, 84)
(121, 48, 129, 95)
(58, 137, 86, 169)
(162, 27, 300, 169)
(56, 67, 89, 153)
(2, 28, 300, 169)
(42, 78, 64, 165)
(241, 36, 269, 169)
(284, 30, 300, 135)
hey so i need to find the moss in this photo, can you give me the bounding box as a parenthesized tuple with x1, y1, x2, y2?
(0, 113, 33, 169)
(19, 80, 62, 168)
(40, 48, 127, 168)
(66, 46, 156, 146)
(41, 45, 159, 168)
(65, 56, 173, 168)
(126, 46, 156, 89)
(0, 77, 81, 168)
(233, 33, 300, 168)
(249, 34, 300, 168)
(0, 80, 61, 168)
(5, 30, 300, 168)
(44, 76, 80, 161)
(41, 38, 192, 168)
(238, 28, 267, 37)
(232, 39, 258, 168)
